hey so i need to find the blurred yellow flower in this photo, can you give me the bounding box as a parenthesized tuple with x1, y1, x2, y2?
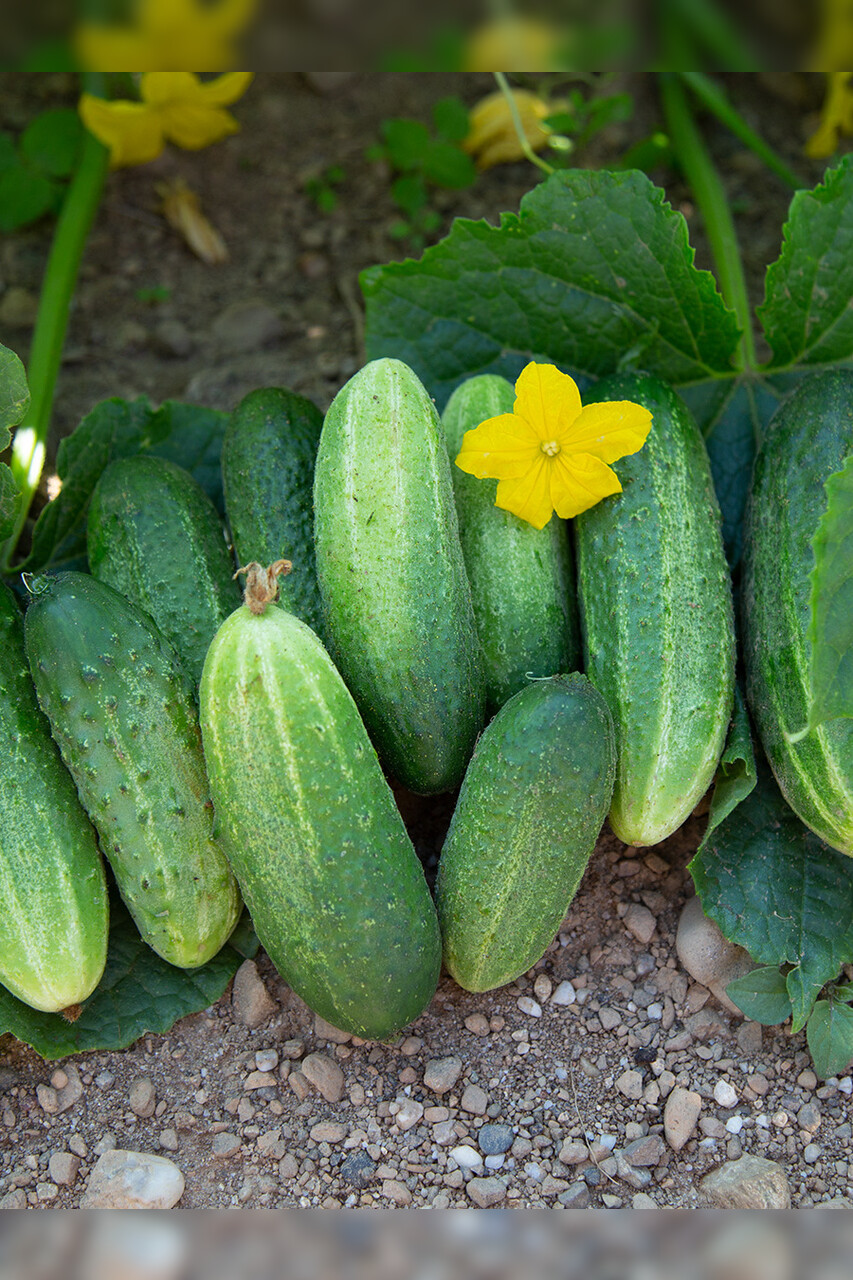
(464, 17, 564, 71)
(809, 0, 853, 71)
(455, 363, 652, 530)
(806, 72, 853, 158)
(80, 72, 253, 168)
(464, 89, 554, 170)
(75, 0, 256, 71)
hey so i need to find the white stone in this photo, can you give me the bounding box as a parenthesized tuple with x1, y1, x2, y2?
(517, 996, 542, 1018)
(726, 1115, 744, 1134)
(646, 1003, 664, 1021)
(551, 981, 576, 1006)
(484, 1154, 506, 1170)
(838, 1078, 852, 1096)
(714, 1079, 738, 1109)
(394, 1099, 424, 1132)
(80, 1149, 185, 1209)
(449, 1145, 484, 1172)
(676, 897, 755, 1015)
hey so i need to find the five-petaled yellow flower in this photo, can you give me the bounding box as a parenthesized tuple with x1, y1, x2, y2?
(79, 72, 253, 169)
(455, 363, 652, 530)
(463, 89, 555, 171)
(75, 0, 256, 72)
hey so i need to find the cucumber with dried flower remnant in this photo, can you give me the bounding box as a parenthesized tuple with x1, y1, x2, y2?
(200, 561, 442, 1040)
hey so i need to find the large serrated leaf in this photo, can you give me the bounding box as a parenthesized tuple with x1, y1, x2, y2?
(362, 168, 741, 410)
(760, 155, 853, 369)
(690, 762, 853, 1032)
(805, 453, 853, 731)
(20, 397, 229, 573)
(726, 966, 792, 1026)
(0, 899, 244, 1060)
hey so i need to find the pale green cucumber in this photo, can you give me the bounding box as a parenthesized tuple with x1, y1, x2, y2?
(436, 674, 615, 992)
(199, 564, 442, 1040)
(442, 374, 580, 713)
(0, 583, 108, 1012)
(313, 358, 485, 795)
(574, 374, 735, 846)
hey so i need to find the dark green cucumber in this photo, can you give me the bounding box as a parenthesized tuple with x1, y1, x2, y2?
(0, 583, 108, 1012)
(222, 387, 327, 643)
(743, 370, 853, 854)
(199, 564, 441, 1040)
(442, 374, 580, 713)
(24, 572, 241, 968)
(435, 674, 615, 992)
(87, 455, 241, 685)
(574, 374, 735, 847)
(314, 358, 485, 795)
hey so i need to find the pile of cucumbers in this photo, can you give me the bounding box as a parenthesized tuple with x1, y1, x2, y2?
(1, 359, 850, 1043)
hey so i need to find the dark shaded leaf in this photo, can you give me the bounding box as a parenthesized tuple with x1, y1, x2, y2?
(421, 140, 476, 189)
(0, 164, 58, 231)
(690, 761, 853, 1032)
(363, 169, 741, 411)
(0, 898, 242, 1060)
(146, 401, 229, 515)
(432, 96, 469, 143)
(698, 685, 756, 850)
(0, 343, 29, 446)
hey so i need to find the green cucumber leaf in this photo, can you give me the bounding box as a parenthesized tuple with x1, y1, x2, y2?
(0, 898, 243, 1060)
(19, 108, 83, 178)
(362, 168, 741, 410)
(690, 761, 853, 1033)
(726, 966, 792, 1026)
(802, 453, 853, 733)
(0, 467, 20, 544)
(806, 999, 853, 1080)
(698, 685, 756, 850)
(20, 397, 228, 573)
(760, 155, 853, 369)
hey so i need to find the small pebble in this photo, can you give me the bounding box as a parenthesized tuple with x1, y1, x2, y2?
(450, 1145, 484, 1172)
(714, 1079, 738, 1109)
(517, 996, 542, 1018)
(551, 980, 576, 1006)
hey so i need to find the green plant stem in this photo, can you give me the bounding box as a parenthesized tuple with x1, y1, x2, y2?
(659, 72, 756, 371)
(678, 72, 800, 190)
(3, 76, 108, 570)
(493, 72, 555, 176)
(663, 0, 757, 71)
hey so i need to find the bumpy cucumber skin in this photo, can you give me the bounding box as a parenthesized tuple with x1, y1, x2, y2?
(0, 584, 108, 1012)
(574, 374, 735, 847)
(200, 601, 442, 1040)
(743, 370, 853, 854)
(435, 674, 615, 993)
(87, 455, 241, 685)
(222, 387, 328, 644)
(314, 358, 485, 795)
(442, 375, 580, 714)
(24, 573, 241, 968)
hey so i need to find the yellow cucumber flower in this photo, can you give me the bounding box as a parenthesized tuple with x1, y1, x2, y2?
(455, 363, 652, 530)
(464, 89, 554, 170)
(806, 71, 853, 158)
(809, 0, 853, 71)
(464, 17, 564, 71)
(75, 0, 257, 71)
(79, 72, 253, 169)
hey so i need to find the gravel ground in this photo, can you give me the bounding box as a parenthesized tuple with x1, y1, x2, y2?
(0, 72, 848, 1210)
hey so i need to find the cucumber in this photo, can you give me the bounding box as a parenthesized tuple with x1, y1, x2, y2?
(24, 572, 241, 968)
(87, 455, 241, 685)
(743, 370, 853, 854)
(435, 674, 615, 992)
(574, 374, 735, 847)
(199, 562, 442, 1040)
(442, 374, 580, 713)
(0, 583, 108, 1013)
(222, 387, 327, 644)
(313, 358, 485, 795)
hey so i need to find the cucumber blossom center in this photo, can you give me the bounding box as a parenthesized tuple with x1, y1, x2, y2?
(540, 440, 561, 457)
